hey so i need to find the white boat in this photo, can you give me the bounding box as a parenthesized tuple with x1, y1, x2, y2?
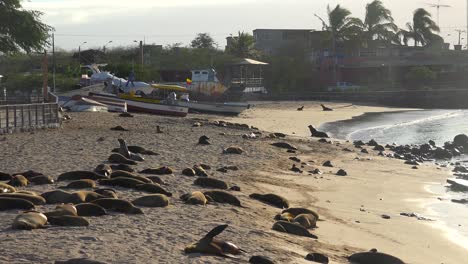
(62, 96, 109, 112)
(178, 101, 250, 115)
(88, 92, 188, 117)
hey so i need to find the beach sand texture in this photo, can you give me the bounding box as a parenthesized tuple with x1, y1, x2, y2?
(0, 106, 466, 263)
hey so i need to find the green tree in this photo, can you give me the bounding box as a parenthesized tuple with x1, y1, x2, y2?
(226, 31, 258, 58)
(405, 66, 436, 88)
(398, 8, 440, 47)
(362, 0, 398, 46)
(0, 0, 52, 53)
(191, 33, 216, 49)
(324, 5, 362, 43)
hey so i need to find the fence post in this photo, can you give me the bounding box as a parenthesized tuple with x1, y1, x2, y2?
(13, 105, 17, 128)
(35, 104, 38, 126)
(5, 105, 9, 130)
(42, 104, 45, 127)
(28, 105, 32, 127)
(21, 105, 24, 128)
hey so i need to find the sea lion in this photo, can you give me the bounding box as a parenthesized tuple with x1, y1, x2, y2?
(134, 183, 172, 197)
(41, 190, 73, 204)
(48, 215, 90, 227)
(15, 170, 43, 179)
(75, 203, 107, 217)
(91, 198, 143, 214)
(193, 165, 208, 177)
(0, 172, 12, 181)
(62, 179, 97, 189)
(182, 168, 196, 177)
(249, 193, 289, 209)
(282, 208, 320, 220)
(93, 188, 118, 199)
(44, 204, 78, 218)
(274, 212, 294, 222)
(180, 191, 208, 205)
(198, 135, 211, 145)
(99, 177, 146, 188)
(55, 258, 108, 264)
(185, 224, 244, 258)
(111, 146, 158, 156)
(111, 126, 128, 131)
(69, 191, 106, 204)
(348, 251, 405, 264)
(0, 193, 46, 205)
(203, 191, 243, 207)
(223, 146, 244, 154)
(16, 190, 39, 196)
(140, 167, 174, 175)
(297, 106, 304, 111)
(308, 125, 329, 138)
(110, 164, 134, 173)
(321, 104, 333, 111)
(94, 164, 112, 177)
(249, 256, 275, 264)
(110, 171, 152, 183)
(108, 153, 137, 165)
(146, 176, 164, 185)
(292, 213, 317, 229)
(272, 221, 317, 238)
(29, 175, 54, 185)
(0, 183, 16, 193)
(132, 194, 169, 207)
(8, 175, 29, 187)
(12, 211, 47, 230)
(194, 177, 228, 190)
(117, 139, 144, 161)
(0, 197, 35, 211)
(270, 142, 298, 150)
(57, 171, 107, 182)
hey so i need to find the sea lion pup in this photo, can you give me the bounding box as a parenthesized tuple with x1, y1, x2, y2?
(270, 142, 298, 150)
(44, 204, 78, 218)
(203, 191, 243, 207)
(249, 193, 290, 209)
(140, 166, 174, 175)
(282, 207, 320, 221)
(94, 164, 112, 177)
(0, 171, 12, 181)
(98, 177, 146, 189)
(182, 168, 196, 177)
(108, 153, 137, 165)
(93, 188, 118, 199)
(0, 197, 35, 211)
(91, 198, 143, 214)
(69, 191, 106, 204)
(348, 250, 405, 264)
(297, 106, 304, 111)
(57, 171, 107, 182)
(110, 171, 152, 183)
(75, 203, 107, 217)
(41, 190, 73, 204)
(55, 258, 108, 264)
(134, 183, 172, 197)
(61, 179, 97, 189)
(8, 175, 29, 187)
(223, 146, 244, 154)
(180, 191, 208, 205)
(308, 125, 329, 138)
(0, 193, 46, 205)
(146, 176, 164, 185)
(321, 104, 333, 111)
(198, 135, 211, 145)
(194, 177, 228, 190)
(117, 138, 144, 162)
(12, 211, 47, 230)
(112, 146, 158, 156)
(193, 165, 208, 177)
(0, 183, 16, 193)
(48, 215, 90, 227)
(28, 175, 54, 185)
(292, 214, 317, 229)
(185, 224, 245, 258)
(274, 212, 294, 222)
(110, 164, 134, 173)
(272, 221, 318, 239)
(132, 194, 169, 207)
(249, 256, 275, 264)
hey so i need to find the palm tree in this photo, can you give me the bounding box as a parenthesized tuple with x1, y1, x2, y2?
(321, 5, 362, 43)
(399, 8, 440, 47)
(226, 31, 257, 58)
(362, 0, 398, 46)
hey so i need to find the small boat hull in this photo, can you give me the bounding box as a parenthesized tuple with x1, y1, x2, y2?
(178, 101, 249, 115)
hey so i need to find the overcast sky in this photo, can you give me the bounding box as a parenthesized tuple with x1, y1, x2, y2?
(24, 0, 468, 51)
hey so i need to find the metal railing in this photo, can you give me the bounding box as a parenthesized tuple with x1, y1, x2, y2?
(0, 103, 60, 134)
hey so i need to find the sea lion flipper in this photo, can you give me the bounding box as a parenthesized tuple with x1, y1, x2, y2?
(204, 224, 228, 239)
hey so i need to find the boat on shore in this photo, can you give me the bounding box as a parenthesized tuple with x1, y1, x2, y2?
(88, 92, 188, 117)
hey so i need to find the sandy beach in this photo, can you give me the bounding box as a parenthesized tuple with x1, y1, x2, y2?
(0, 102, 466, 264)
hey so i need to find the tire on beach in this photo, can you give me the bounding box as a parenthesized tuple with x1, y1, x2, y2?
(249, 193, 289, 209)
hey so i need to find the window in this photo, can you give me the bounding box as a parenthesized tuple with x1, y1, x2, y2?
(202, 72, 208, 75)
(194, 71, 200, 74)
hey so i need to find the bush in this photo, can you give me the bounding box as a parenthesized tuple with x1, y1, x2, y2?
(405, 66, 436, 89)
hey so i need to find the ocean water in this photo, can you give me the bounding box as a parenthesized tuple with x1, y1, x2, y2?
(320, 109, 468, 250)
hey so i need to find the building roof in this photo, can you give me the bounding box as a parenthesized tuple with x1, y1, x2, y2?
(232, 58, 269, 65)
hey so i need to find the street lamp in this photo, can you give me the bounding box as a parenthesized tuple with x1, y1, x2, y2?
(103, 41, 113, 53)
(78, 41, 87, 64)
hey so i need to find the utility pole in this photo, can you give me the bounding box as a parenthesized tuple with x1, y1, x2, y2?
(42, 50, 49, 102)
(52, 33, 56, 93)
(455, 29, 466, 45)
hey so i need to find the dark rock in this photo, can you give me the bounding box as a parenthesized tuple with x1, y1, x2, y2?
(119, 113, 134, 118)
(271, 142, 297, 150)
(429, 140, 436, 147)
(310, 169, 322, 175)
(381, 214, 391, 219)
(412, 166, 419, 169)
(374, 145, 385, 151)
(273, 133, 287, 138)
(434, 147, 453, 160)
(110, 126, 128, 131)
(361, 149, 369, 154)
(290, 164, 303, 173)
(229, 186, 241, 192)
(318, 138, 328, 143)
(305, 253, 329, 263)
(454, 166, 468, 173)
(249, 256, 275, 264)
(198, 135, 210, 145)
(287, 149, 297, 154)
(354, 140, 366, 147)
(322, 161, 333, 167)
(289, 157, 301, 163)
(336, 169, 348, 176)
(454, 134, 468, 149)
(367, 139, 378, 147)
(343, 148, 353, 152)
(405, 160, 420, 166)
